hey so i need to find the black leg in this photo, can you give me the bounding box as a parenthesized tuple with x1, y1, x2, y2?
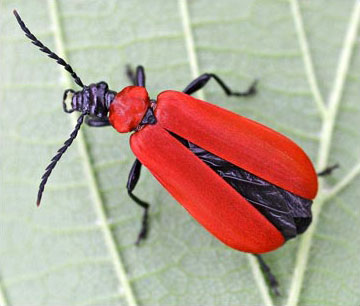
(254, 254, 280, 296)
(127, 159, 150, 245)
(317, 164, 339, 177)
(126, 65, 146, 87)
(183, 73, 257, 97)
(85, 117, 110, 127)
(135, 66, 145, 87)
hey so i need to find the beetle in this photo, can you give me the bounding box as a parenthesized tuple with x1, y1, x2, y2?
(14, 10, 336, 295)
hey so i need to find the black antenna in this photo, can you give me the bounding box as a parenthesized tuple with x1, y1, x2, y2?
(37, 113, 86, 206)
(13, 10, 84, 88)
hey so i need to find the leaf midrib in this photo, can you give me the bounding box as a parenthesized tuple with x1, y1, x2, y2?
(0, 279, 9, 306)
(178, 0, 204, 100)
(47, 1, 138, 306)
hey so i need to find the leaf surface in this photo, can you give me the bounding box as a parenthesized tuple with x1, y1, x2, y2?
(1, 0, 359, 305)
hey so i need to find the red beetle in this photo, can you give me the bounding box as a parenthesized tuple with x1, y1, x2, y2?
(14, 10, 323, 294)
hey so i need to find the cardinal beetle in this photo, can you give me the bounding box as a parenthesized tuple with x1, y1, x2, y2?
(14, 10, 337, 295)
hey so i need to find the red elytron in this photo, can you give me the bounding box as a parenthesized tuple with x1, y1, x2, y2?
(112, 87, 318, 253)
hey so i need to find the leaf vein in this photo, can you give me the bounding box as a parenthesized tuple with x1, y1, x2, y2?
(48, 1, 138, 306)
(0, 279, 9, 306)
(178, 0, 204, 100)
(325, 161, 360, 200)
(317, 1, 360, 170)
(289, 0, 327, 118)
(287, 1, 360, 305)
(247, 255, 274, 306)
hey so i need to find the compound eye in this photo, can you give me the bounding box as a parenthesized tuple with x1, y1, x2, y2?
(63, 89, 75, 113)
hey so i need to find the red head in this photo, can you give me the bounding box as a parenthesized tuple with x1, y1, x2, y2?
(109, 86, 150, 133)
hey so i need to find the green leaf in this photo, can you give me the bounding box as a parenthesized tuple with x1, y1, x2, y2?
(1, 0, 360, 305)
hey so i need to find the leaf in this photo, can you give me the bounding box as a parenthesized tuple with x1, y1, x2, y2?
(1, 0, 360, 305)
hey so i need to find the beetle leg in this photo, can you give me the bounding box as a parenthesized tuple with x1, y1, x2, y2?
(135, 66, 146, 87)
(85, 117, 110, 127)
(126, 65, 146, 87)
(127, 159, 150, 245)
(254, 254, 280, 296)
(183, 73, 257, 97)
(317, 163, 339, 177)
